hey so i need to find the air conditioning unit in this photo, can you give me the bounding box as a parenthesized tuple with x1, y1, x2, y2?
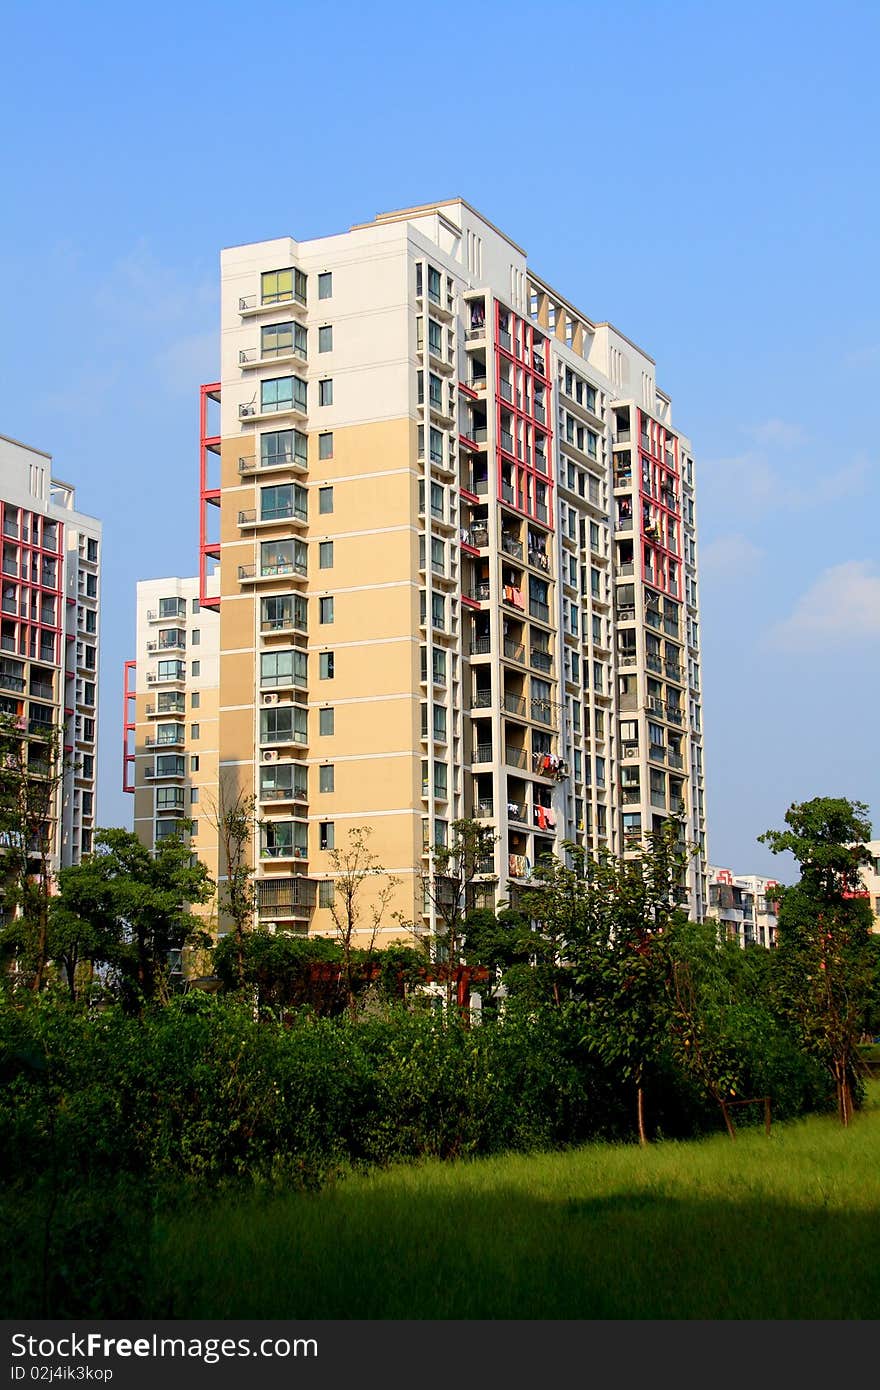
(262, 749, 279, 763)
(262, 692, 279, 705)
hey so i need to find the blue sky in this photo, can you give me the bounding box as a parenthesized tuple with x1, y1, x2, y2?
(1, 0, 877, 880)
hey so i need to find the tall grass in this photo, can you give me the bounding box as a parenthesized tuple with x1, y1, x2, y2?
(147, 1085, 880, 1320)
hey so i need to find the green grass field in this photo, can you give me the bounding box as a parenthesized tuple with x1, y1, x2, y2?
(147, 1083, 880, 1320)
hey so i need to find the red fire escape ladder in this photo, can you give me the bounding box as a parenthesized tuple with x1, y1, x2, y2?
(199, 382, 222, 610)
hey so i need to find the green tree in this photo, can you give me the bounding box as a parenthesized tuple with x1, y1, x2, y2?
(417, 818, 498, 1011)
(760, 797, 875, 1126)
(55, 826, 214, 1007)
(206, 783, 258, 989)
(327, 826, 400, 1020)
(0, 716, 65, 991)
(523, 822, 692, 1143)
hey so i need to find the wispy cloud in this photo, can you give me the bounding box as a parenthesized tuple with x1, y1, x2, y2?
(700, 533, 763, 578)
(701, 447, 869, 516)
(767, 560, 880, 651)
(746, 418, 807, 449)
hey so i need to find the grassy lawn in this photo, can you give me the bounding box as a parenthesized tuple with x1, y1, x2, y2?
(147, 1083, 880, 1320)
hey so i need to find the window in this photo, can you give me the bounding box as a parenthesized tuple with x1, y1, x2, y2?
(319, 765, 334, 793)
(432, 648, 447, 685)
(318, 325, 333, 353)
(192, 598, 200, 614)
(319, 541, 334, 569)
(261, 375, 306, 414)
(318, 272, 332, 299)
(261, 267, 306, 306)
(191, 661, 200, 677)
(318, 486, 334, 514)
(319, 652, 335, 680)
(434, 762, 448, 800)
(428, 319, 442, 356)
(261, 705, 307, 745)
(190, 787, 200, 805)
(191, 629, 200, 646)
(191, 724, 200, 739)
(319, 379, 333, 406)
(191, 692, 200, 709)
(319, 880, 335, 908)
(319, 707, 335, 736)
(318, 432, 333, 460)
(319, 597, 334, 624)
(190, 755, 200, 772)
(320, 822, 335, 851)
(427, 265, 441, 303)
(261, 321, 306, 360)
(261, 429, 307, 468)
(261, 482, 307, 523)
(261, 537, 307, 577)
(261, 649, 307, 688)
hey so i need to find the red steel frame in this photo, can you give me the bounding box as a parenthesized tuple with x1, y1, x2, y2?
(493, 300, 554, 530)
(637, 408, 681, 599)
(0, 500, 64, 670)
(122, 659, 136, 793)
(199, 382, 222, 610)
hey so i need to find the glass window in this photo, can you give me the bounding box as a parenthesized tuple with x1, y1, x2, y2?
(319, 880, 335, 907)
(191, 660, 200, 677)
(261, 376, 306, 414)
(260, 649, 307, 688)
(318, 272, 332, 300)
(261, 482, 307, 523)
(318, 432, 333, 460)
(260, 704, 307, 745)
(319, 379, 333, 406)
(261, 267, 306, 306)
(320, 822, 335, 850)
(319, 541, 334, 569)
(319, 597, 334, 624)
(319, 707, 334, 736)
(319, 765, 334, 793)
(318, 486, 334, 514)
(261, 321, 306, 360)
(319, 652, 335, 680)
(261, 429, 307, 468)
(260, 537, 307, 577)
(191, 723, 200, 739)
(318, 325, 333, 352)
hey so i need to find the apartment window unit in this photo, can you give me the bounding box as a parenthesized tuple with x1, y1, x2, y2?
(262, 820, 308, 859)
(319, 880, 335, 908)
(190, 756, 199, 772)
(260, 482, 308, 524)
(80, 753, 95, 778)
(427, 265, 441, 304)
(429, 428, 443, 465)
(319, 765, 334, 793)
(428, 319, 443, 356)
(155, 754, 185, 778)
(260, 321, 306, 360)
(191, 692, 200, 709)
(318, 486, 334, 514)
(260, 537, 307, 578)
(261, 267, 306, 306)
(261, 428, 307, 468)
(320, 822, 335, 851)
(156, 787, 185, 813)
(192, 598, 200, 614)
(319, 652, 335, 680)
(84, 609, 97, 633)
(318, 432, 333, 460)
(190, 788, 200, 805)
(587, 430, 598, 459)
(260, 705, 307, 745)
(318, 325, 333, 353)
(319, 597, 334, 624)
(318, 272, 332, 300)
(156, 723, 184, 745)
(260, 648, 307, 689)
(319, 541, 334, 569)
(190, 629, 200, 647)
(319, 707, 335, 736)
(261, 375, 307, 414)
(191, 724, 200, 739)
(319, 379, 333, 406)
(157, 660, 185, 681)
(260, 761, 307, 801)
(262, 593, 307, 632)
(86, 538, 99, 563)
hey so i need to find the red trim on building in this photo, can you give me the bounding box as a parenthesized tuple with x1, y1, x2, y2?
(199, 382, 222, 611)
(122, 659, 136, 794)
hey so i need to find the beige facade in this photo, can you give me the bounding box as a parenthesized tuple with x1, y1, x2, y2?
(0, 433, 102, 874)
(130, 198, 709, 942)
(859, 841, 880, 933)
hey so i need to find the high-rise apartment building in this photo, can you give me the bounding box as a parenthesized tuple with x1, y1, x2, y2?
(0, 432, 102, 872)
(128, 199, 707, 939)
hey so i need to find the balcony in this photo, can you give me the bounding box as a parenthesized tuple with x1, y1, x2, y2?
(239, 449, 307, 476)
(473, 743, 493, 764)
(470, 635, 492, 656)
(238, 291, 307, 318)
(240, 562, 308, 584)
(529, 600, 550, 624)
(530, 700, 554, 726)
(261, 614, 307, 638)
(240, 398, 308, 425)
(239, 345, 307, 371)
(503, 692, 527, 719)
(145, 733, 185, 749)
(261, 843, 309, 863)
(0, 671, 25, 693)
(239, 504, 307, 530)
(668, 751, 684, 770)
(498, 329, 512, 352)
(503, 639, 525, 665)
(471, 689, 493, 710)
(475, 798, 495, 819)
(504, 746, 529, 771)
(469, 581, 491, 602)
(500, 534, 523, 560)
(146, 669, 185, 686)
(530, 648, 552, 673)
(146, 606, 185, 623)
(145, 701, 185, 717)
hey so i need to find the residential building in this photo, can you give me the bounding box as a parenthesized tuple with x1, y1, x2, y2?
(128, 199, 708, 941)
(0, 432, 102, 873)
(706, 865, 779, 948)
